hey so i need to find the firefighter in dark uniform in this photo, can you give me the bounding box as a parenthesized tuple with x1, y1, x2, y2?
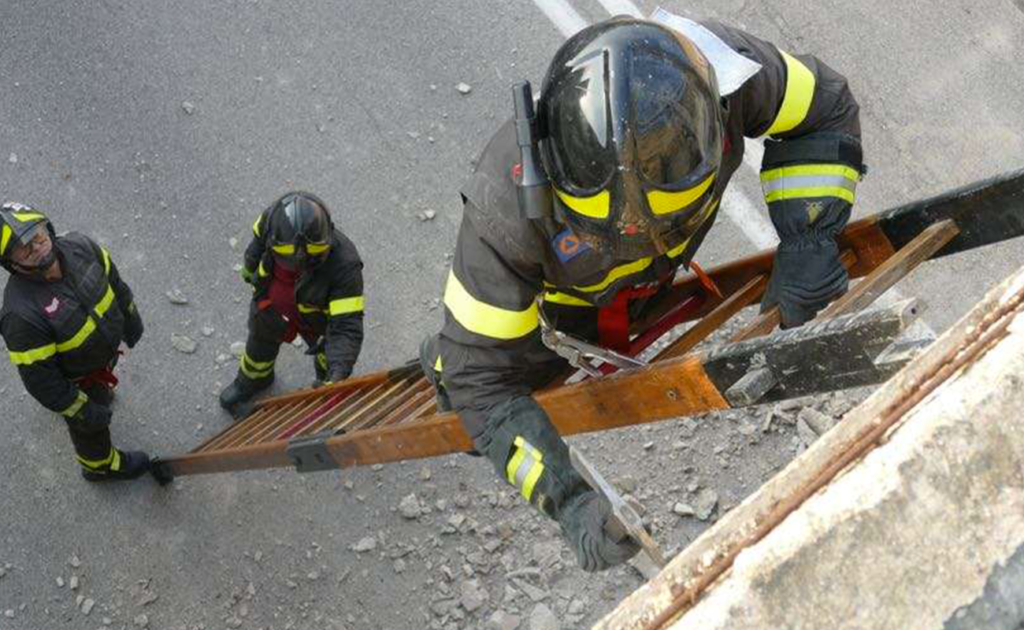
(219, 192, 365, 416)
(0, 203, 150, 482)
(421, 16, 865, 571)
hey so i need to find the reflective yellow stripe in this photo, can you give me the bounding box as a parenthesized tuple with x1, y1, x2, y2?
(10, 211, 45, 222)
(329, 296, 364, 316)
(306, 242, 330, 255)
(434, 355, 443, 372)
(298, 303, 322, 314)
(760, 164, 860, 182)
(54, 286, 115, 354)
(77, 446, 117, 470)
(506, 436, 545, 501)
(252, 214, 263, 237)
(9, 343, 57, 365)
(554, 188, 610, 219)
(316, 351, 328, 370)
(272, 243, 295, 255)
(61, 391, 89, 418)
(665, 198, 719, 259)
(761, 164, 859, 204)
(240, 353, 275, 379)
(764, 186, 855, 204)
(0, 224, 11, 257)
(575, 258, 652, 293)
(542, 291, 593, 307)
(100, 247, 111, 275)
(646, 173, 716, 216)
(258, 261, 268, 277)
(242, 353, 274, 370)
(765, 50, 816, 136)
(444, 271, 538, 340)
(56, 318, 96, 353)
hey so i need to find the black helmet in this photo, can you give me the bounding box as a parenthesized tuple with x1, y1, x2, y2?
(0, 202, 57, 274)
(266, 192, 333, 269)
(538, 17, 724, 259)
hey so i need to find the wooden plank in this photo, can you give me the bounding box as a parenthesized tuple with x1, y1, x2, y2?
(160, 302, 917, 476)
(379, 385, 435, 427)
(654, 276, 766, 362)
(817, 220, 959, 320)
(254, 362, 418, 408)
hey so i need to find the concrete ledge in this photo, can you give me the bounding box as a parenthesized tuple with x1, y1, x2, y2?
(598, 265, 1024, 630)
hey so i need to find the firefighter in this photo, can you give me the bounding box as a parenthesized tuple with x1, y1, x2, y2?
(0, 203, 150, 482)
(219, 192, 365, 416)
(421, 16, 864, 571)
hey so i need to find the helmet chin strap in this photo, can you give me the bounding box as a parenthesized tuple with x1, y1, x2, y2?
(12, 250, 58, 278)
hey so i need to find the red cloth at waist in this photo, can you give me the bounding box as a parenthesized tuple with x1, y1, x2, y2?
(597, 284, 662, 353)
(266, 263, 307, 342)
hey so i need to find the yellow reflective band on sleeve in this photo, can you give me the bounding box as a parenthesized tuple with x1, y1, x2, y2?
(542, 291, 594, 307)
(100, 247, 111, 275)
(554, 188, 610, 219)
(574, 257, 653, 293)
(444, 271, 538, 340)
(0, 224, 11, 257)
(306, 242, 330, 255)
(434, 355, 443, 372)
(761, 164, 860, 204)
(258, 261, 268, 277)
(765, 50, 816, 137)
(646, 173, 716, 216)
(252, 214, 263, 237)
(329, 296, 364, 316)
(272, 243, 296, 255)
(9, 343, 57, 366)
(61, 390, 89, 418)
(297, 303, 323, 314)
(77, 446, 117, 470)
(506, 436, 545, 501)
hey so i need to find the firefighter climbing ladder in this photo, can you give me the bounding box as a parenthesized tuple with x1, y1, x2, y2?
(152, 167, 1024, 483)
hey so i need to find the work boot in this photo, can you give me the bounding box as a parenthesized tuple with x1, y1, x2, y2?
(419, 335, 452, 412)
(219, 373, 274, 417)
(81, 450, 151, 482)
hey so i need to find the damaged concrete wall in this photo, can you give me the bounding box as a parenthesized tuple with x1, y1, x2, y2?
(597, 265, 1024, 630)
(665, 282, 1024, 628)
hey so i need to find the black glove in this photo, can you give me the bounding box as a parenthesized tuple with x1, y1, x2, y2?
(761, 236, 848, 329)
(75, 400, 112, 432)
(123, 303, 144, 348)
(559, 491, 641, 572)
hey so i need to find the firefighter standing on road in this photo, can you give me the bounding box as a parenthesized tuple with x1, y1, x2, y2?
(0, 203, 150, 482)
(421, 15, 865, 571)
(219, 192, 365, 417)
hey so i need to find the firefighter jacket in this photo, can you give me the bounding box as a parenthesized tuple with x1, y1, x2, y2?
(243, 212, 364, 380)
(438, 17, 864, 437)
(0, 232, 143, 418)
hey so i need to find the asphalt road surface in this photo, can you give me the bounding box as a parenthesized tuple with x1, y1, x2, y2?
(1, 1, 1022, 629)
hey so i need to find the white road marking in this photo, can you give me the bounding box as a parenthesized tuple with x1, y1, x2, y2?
(594, 0, 643, 18)
(530, 0, 588, 38)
